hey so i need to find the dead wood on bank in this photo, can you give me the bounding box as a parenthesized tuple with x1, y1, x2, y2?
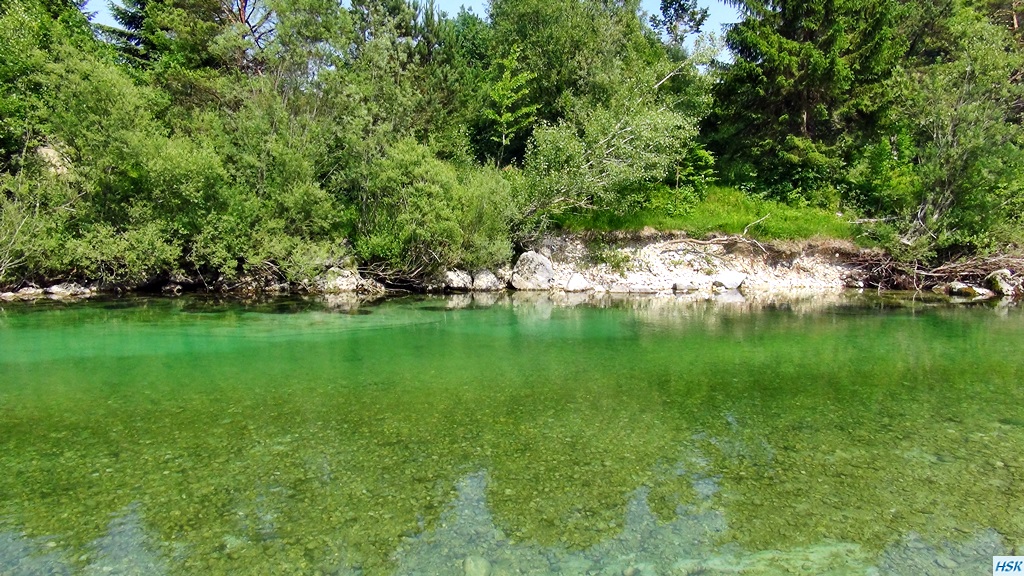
(848, 252, 1024, 292)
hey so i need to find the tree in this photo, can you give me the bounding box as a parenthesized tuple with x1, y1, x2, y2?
(489, 0, 657, 123)
(650, 0, 709, 44)
(708, 0, 904, 206)
(101, 0, 276, 72)
(519, 66, 700, 229)
(482, 47, 539, 166)
(896, 10, 1024, 251)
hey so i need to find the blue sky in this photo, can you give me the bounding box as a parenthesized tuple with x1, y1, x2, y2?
(83, 0, 739, 36)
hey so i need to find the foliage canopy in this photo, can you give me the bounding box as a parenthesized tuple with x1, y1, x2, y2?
(1, 0, 1023, 289)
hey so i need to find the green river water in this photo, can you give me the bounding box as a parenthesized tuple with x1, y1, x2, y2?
(0, 292, 1021, 575)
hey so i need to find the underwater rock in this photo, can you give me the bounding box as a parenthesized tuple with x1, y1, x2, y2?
(463, 555, 492, 576)
(511, 251, 554, 290)
(877, 529, 1003, 575)
(555, 557, 593, 574)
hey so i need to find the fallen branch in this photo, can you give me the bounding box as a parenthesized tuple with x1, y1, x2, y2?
(742, 213, 771, 237)
(657, 235, 768, 255)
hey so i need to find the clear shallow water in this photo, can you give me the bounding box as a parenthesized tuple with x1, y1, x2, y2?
(0, 293, 1021, 575)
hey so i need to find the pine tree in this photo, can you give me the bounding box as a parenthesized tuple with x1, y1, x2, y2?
(707, 0, 903, 205)
(97, 0, 153, 65)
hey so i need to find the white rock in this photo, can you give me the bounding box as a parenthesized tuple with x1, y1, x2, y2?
(565, 273, 591, 292)
(713, 271, 747, 290)
(323, 268, 360, 292)
(972, 286, 995, 299)
(495, 265, 514, 285)
(36, 145, 69, 175)
(472, 270, 504, 291)
(44, 283, 91, 297)
(321, 268, 384, 295)
(444, 269, 473, 291)
(511, 251, 554, 291)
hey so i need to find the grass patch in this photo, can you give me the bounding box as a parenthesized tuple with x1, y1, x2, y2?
(559, 186, 854, 241)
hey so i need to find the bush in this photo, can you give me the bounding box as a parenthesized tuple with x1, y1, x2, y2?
(0, 168, 78, 287)
(60, 221, 180, 286)
(518, 73, 702, 228)
(354, 139, 514, 275)
(846, 132, 919, 218)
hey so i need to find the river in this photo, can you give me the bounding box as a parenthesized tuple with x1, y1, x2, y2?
(0, 293, 1020, 575)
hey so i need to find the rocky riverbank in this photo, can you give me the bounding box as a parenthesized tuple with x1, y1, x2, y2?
(434, 231, 1021, 303)
(2, 231, 1021, 303)
(503, 233, 856, 299)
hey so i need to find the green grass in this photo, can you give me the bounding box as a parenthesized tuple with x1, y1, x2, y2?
(559, 186, 854, 241)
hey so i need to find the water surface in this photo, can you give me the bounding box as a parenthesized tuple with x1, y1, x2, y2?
(1, 293, 1021, 575)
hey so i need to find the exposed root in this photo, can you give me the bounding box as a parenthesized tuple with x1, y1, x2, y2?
(849, 252, 1024, 292)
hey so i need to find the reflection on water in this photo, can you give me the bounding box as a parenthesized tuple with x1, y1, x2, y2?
(0, 467, 1007, 575)
(0, 293, 1021, 574)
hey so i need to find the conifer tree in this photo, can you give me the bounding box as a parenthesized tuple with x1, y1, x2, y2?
(708, 0, 903, 205)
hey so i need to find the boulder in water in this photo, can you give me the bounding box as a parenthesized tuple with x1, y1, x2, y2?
(472, 270, 504, 292)
(45, 283, 91, 297)
(320, 268, 385, 295)
(444, 270, 473, 291)
(985, 269, 1017, 297)
(947, 281, 992, 298)
(511, 251, 554, 290)
(673, 280, 698, 294)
